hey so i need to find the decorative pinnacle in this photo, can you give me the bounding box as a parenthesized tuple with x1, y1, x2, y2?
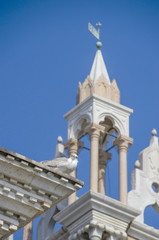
(152, 129, 157, 136)
(57, 136, 63, 143)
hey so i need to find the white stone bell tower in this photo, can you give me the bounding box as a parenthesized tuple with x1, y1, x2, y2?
(39, 23, 159, 240)
(64, 24, 133, 204)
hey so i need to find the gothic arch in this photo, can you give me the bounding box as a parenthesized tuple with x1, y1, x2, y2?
(97, 112, 125, 136)
(72, 114, 91, 139)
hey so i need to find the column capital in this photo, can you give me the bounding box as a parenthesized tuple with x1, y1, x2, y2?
(64, 138, 83, 155)
(99, 151, 112, 168)
(113, 135, 133, 152)
(84, 123, 105, 138)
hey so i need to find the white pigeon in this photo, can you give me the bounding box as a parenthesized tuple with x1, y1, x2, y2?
(41, 153, 78, 174)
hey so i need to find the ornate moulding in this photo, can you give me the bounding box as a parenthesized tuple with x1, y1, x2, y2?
(49, 191, 159, 240)
(50, 190, 140, 240)
(77, 75, 120, 105)
(64, 94, 133, 139)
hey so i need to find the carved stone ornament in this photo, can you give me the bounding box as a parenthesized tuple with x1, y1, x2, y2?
(77, 75, 120, 105)
(128, 129, 159, 223)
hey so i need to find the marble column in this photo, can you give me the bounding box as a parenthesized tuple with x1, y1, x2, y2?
(23, 221, 32, 240)
(64, 138, 83, 205)
(114, 135, 133, 204)
(98, 152, 111, 195)
(85, 123, 105, 192)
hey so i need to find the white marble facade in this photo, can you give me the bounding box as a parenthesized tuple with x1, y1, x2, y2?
(64, 94, 133, 140)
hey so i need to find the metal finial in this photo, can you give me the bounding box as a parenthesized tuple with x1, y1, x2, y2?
(96, 22, 102, 39)
(96, 41, 102, 49)
(88, 22, 102, 49)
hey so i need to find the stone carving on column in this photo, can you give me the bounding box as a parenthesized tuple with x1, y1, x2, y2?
(128, 129, 159, 223)
(114, 135, 133, 204)
(98, 151, 112, 195)
(84, 123, 105, 192)
(64, 138, 83, 205)
(67, 220, 127, 240)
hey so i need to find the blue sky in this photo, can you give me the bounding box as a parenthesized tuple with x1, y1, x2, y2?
(0, 0, 159, 239)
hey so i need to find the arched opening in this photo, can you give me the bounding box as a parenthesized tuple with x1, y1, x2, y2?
(76, 118, 89, 140)
(98, 117, 119, 199)
(74, 116, 120, 199)
(99, 116, 119, 152)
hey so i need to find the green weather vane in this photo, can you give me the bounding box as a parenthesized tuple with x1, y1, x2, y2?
(88, 22, 102, 49)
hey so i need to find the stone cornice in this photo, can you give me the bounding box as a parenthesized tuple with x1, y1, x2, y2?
(0, 147, 83, 239)
(64, 94, 133, 120)
(0, 147, 83, 186)
(54, 191, 140, 235)
(128, 221, 159, 240)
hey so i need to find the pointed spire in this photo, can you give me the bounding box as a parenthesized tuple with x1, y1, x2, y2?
(77, 27, 120, 105)
(90, 42, 110, 84)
